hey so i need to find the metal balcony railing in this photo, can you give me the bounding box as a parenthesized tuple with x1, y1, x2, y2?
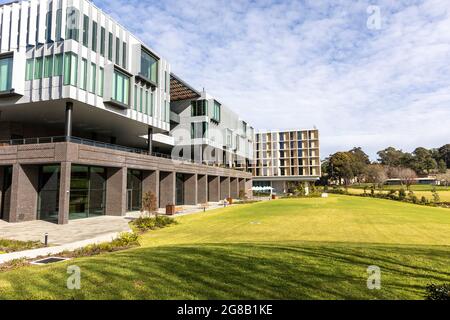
(0, 135, 252, 172)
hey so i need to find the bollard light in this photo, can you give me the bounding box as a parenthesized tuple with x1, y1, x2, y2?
(44, 233, 49, 247)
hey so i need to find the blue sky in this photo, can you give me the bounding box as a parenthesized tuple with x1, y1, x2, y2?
(3, 0, 449, 159)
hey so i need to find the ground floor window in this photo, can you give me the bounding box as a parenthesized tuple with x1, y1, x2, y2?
(37, 165, 60, 222)
(69, 165, 106, 220)
(0, 166, 12, 220)
(127, 170, 142, 211)
(176, 173, 185, 205)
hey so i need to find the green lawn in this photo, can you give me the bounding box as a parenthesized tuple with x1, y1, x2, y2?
(0, 195, 449, 300)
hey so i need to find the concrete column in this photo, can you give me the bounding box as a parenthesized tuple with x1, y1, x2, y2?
(58, 162, 71, 224)
(208, 175, 220, 202)
(65, 101, 73, 139)
(142, 170, 159, 203)
(106, 167, 127, 216)
(245, 178, 253, 199)
(238, 178, 245, 199)
(184, 173, 197, 205)
(147, 127, 153, 154)
(220, 176, 231, 200)
(159, 171, 175, 208)
(230, 177, 239, 199)
(197, 174, 207, 204)
(8, 164, 39, 222)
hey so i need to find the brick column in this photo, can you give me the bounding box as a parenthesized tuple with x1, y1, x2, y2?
(159, 171, 175, 208)
(184, 173, 197, 205)
(208, 175, 220, 202)
(238, 178, 245, 199)
(58, 162, 71, 224)
(230, 177, 239, 199)
(9, 164, 39, 222)
(245, 178, 253, 199)
(220, 176, 230, 200)
(106, 167, 127, 216)
(197, 174, 207, 204)
(142, 170, 159, 203)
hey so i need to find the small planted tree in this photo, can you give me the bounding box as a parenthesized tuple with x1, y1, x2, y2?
(141, 191, 158, 217)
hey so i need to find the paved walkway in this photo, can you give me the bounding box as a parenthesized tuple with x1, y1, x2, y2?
(0, 216, 131, 245)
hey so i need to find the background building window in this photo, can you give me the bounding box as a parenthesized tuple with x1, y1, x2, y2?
(122, 42, 127, 68)
(0, 55, 13, 91)
(115, 37, 120, 64)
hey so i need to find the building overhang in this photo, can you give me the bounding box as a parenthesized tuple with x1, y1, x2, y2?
(170, 73, 201, 102)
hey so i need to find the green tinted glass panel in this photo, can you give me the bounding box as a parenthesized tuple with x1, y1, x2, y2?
(54, 54, 63, 76)
(34, 57, 43, 79)
(25, 59, 34, 81)
(44, 56, 53, 78)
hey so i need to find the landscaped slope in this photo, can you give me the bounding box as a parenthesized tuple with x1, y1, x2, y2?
(0, 195, 449, 300)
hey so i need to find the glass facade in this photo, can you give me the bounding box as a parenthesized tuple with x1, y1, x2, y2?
(212, 100, 221, 122)
(176, 173, 185, 206)
(127, 170, 142, 211)
(64, 52, 78, 85)
(192, 100, 208, 116)
(112, 69, 130, 105)
(37, 165, 60, 222)
(0, 55, 13, 91)
(140, 49, 158, 83)
(69, 165, 106, 220)
(0, 167, 12, 221)
(66, 7, 80, 41)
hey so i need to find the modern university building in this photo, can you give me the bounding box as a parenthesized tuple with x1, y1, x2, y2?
(0, 0, 253, 224)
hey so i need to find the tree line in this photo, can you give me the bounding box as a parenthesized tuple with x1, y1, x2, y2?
(321, 144, 450, 186)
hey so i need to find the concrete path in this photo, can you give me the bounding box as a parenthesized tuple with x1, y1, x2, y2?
(0, 216, 131, 245)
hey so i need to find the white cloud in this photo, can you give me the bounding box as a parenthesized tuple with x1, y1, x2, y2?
(93, 0, 450, 159)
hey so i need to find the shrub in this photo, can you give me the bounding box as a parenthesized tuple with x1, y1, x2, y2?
(432, 189, 441, 203)
(425, 283, 450, 300)
(131, 216, 176, 233)
(0, 239, 44, 253)
(67, 232, 139, 258)
(420, 196, 428, 204)
(398, 188, 406, 200)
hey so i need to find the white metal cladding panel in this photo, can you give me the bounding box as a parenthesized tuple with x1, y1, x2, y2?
(28, 0, 37, 45)
(19, 1, 29, 49)
(10, 3, 20, 51)
(60, 0, 67, 39)
(37, 0, 46, 44)
(1, 6, 11, 52)
(50, 0, 57, 41)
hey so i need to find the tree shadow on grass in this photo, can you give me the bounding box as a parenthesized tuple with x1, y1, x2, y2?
(0, 241, 449, 300)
